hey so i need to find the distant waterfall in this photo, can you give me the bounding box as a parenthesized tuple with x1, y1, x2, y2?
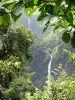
(48, 54, 53, 77)
(28, 17, 30, 28)
(47, 53, 53, 87)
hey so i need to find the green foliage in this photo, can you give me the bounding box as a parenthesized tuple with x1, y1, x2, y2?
(0, 24, 35, 100)
(0, 13, 10, 25)
(0, 24, 34, 60)
(0, 0, 34, 24)
(34, 0, 38, 5)
(0, 55, 35, 99)
(0, 55, 21, 88)
(71, 32, 75, 48)
(0, 0, 75, 47)
(63, 49, 75, 65)
(0, 1, 75, 100)
(28, 71, 75, 100)
(62, 30, 70, 43)
(26, 0, 75, 48)
(30, 31, 75, 88)
(1, 76, 35, 100)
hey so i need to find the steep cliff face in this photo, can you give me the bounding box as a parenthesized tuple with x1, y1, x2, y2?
(18, 14, 75, 89)
(30, 37, 75, 88)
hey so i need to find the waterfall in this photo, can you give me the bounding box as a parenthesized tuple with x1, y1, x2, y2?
(47, 53, 53, 87)
(28, 17, 30, 28)
(47, 47, 56, 77)
(48, 54, 53, 77)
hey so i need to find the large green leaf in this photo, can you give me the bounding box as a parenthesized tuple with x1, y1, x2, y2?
(71, 32, 75, 48)
(12, 1, 24, 16)
(34, 0, 38, 4)
(7, 2, 16, 10)
(62, 30, 70, 43)
(2, 1, 16, 10)
(45, 4, 54, 15)
(40, 16, 50, 27)
(11, 12, 21, 22)
(0, 13, 10, 25)
(37, 13, 48, 21)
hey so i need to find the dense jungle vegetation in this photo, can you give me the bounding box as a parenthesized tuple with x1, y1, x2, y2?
(0, 0, 75, 100)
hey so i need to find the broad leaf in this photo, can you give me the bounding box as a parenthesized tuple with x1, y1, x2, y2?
(11, 12, 22, 22)
(0, 13, 10, 25)
(12, 2, 24, 16)
(62, 30, 70, 43)
(45, 4, 54, 15)
(37, 13, 48, 21)
(71, 33, 75, 48)
(2, 1, 16, 10)
(34, 0, 38, 4)
(7, 2, 16, 10)
(40, 16, 50, 27)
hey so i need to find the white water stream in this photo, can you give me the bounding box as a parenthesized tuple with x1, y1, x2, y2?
(47, 52, 53, 87)
(28, 17, 30, 28)
(48, 54, 53, 77)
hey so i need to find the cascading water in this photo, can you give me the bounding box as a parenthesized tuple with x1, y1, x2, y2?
(47, 53, 53, 87)
(48, 54, 53, 77)
(28, 17, 30, 28)
(47, 47, 56, 77)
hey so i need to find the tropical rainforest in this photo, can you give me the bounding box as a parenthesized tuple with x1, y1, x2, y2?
(0, 0, 75, 100)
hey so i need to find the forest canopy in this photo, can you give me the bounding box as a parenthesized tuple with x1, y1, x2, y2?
(0, 0, 75, 47)
(0, 24, 35, 99)
(0, 0, 75, 100)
